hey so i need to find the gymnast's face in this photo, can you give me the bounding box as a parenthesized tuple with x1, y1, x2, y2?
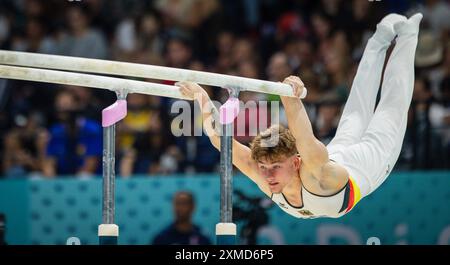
(257, 155, 300, 193)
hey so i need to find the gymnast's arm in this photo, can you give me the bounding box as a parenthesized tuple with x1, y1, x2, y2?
(280, 76, 348, 193)
(178, 82, 271, 196)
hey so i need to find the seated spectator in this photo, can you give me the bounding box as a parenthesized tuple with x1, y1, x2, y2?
(231, 38, 258, 71)
(165, 34, 193, 69)
(427, 38, 449, 100)
(117, 94, 163, 176)
(57, 5, 108, 59)
(314, 95, 342, 145)
(42, 90, 102, 177)
(175, 134, 219, 173)
(232, 59, 270, 145)
(64, 85, 103, 122)
(152, 191, 211, 245)
(212, 31, 236, 74)
(298, 68, 324, 121)
(120, 128, 178, 176)
(156, 145, 184, 175)
(407, 0, 450, 36)
(0, 9, 11, 50)
(118, 94, 161, 150)
(11, 18, 57, 54)
(323, 48, 351, 102)
(404, 77, 446, 168)
(2, 112, 47, 178)
(266, 52, 293, 83)
(429, 76, 450, 166)
(170, 93, 219, 173)
(430, 76, 450, 137)
(113, 12, 164, 65)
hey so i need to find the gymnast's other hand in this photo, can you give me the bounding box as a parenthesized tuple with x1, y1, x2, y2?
(283, 75, 305, 98)
(177, 81, 206, 101)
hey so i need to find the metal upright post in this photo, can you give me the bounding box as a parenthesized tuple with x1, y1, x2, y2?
(220, 120, 233, 224)
(216, 89, 240, 245)
(98, 90, 127, 245)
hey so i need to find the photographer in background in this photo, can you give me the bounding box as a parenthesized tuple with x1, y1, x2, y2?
(233, 190, 273, 245)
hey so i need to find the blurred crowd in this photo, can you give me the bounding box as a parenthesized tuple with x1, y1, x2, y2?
(0, 0, 449, 178)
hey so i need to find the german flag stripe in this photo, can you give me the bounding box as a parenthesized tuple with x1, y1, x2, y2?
(345, 176, 362, 213)
(338, 182, 351, 213)
(346, 181, 355, 213)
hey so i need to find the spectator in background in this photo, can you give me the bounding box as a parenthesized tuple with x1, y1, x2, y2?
(230, 38, 259, 72)
(275, 12, 310, 69)
(117, 94, 164, 177)
(265, 51, 294, 112)
(237, 59, 264, 103)
(297, 68, 324, 122)
(0, 10, 10, 50)
(22, 0, 49, 19)
(120, 130, 171, 176)
(64, 85, 102, 121)
(212, 31, 235, 74)
(170, 61, 219, 173)
(2, 112, 48, 178)
(323, 47, 352, 102)
(310, 11, 335, 60)
(311, 12, 352, 102)
(406, 77, 445, 168)
(318, 0, 349, 26)
(118, 94, 161, 151)
(58, 5, 108, 59)
(152, 191, 211, 245)
(314, 95, 341, 145)
(173, 93, 219, 173)
(42, 90, 102, 177)
(430, 77, 450, 166)
(7, 80, 58, 124)
(134, 12, 165, 64)
(113, 12, 164, 65)
(426, 39, 450, 99)
(409, 0, 450, 37)
(155, 0, 196, 29)
(429, 77, 450, 134)
(296, 39, 317, 71)
(175, 135, 219, 173)
(347, 0, 378, 45)
(11, 18, 57, 54)
(234, 59, 269, 145)
(165, 34, 193, 69)
(266, 52, 293, 83)
(178, 0, 222, 60)
(157, 145, 184, 175)
(161, 33, 195, 111)
(155, 0, 219, 32)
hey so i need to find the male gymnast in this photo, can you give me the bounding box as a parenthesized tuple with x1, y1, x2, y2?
(178, 13, 422, 218)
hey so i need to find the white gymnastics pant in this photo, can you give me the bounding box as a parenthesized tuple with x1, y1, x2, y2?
(327, 23, 419, 197)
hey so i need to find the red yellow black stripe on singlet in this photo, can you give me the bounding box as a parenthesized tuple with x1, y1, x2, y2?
(338, 176, 362, 214)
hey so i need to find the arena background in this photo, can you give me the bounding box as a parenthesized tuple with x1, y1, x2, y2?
(0, 0, 449, 245)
